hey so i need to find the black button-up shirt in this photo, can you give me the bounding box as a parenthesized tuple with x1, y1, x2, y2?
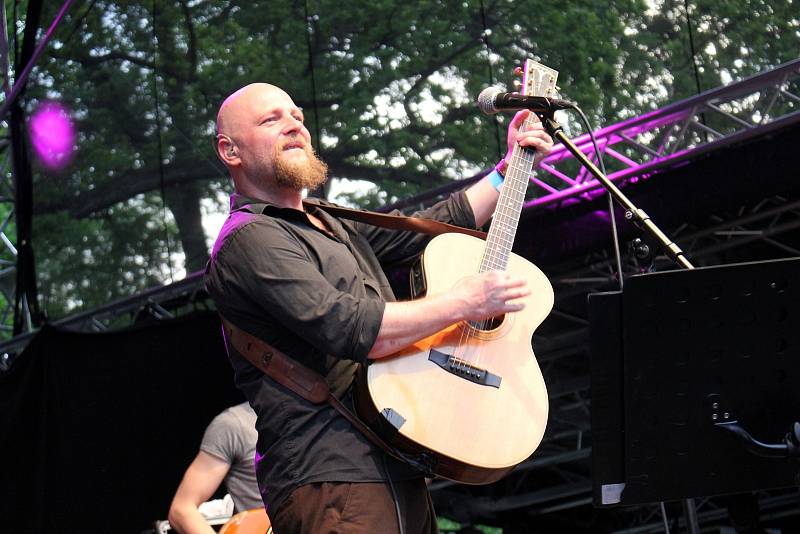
(205, 191, 476, 512)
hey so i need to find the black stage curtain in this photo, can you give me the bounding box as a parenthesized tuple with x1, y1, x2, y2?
(0, 311, 243, 533)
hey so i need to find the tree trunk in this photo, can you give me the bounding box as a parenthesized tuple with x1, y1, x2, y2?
(165, 182, 209, 274)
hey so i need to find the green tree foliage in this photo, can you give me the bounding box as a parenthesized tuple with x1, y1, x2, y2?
(11, 0, 799, 320)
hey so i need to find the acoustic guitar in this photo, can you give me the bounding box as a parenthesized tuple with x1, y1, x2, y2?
(354, 59, 557, 485)
(218, 507, 271, 534)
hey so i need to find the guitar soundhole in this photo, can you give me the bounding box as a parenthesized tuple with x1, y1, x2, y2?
(468, 314, 505, 332)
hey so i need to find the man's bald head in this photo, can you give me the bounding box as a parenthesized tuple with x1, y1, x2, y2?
(216, 83, 289, 139)
(213, 83, 326, 198)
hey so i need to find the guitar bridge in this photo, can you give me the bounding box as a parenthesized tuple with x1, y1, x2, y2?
(428, 349, 501, 388)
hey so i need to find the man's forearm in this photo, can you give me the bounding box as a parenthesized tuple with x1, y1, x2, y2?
(367, 264, 531, 360)
(465, 175, 501, 228)
(367, 293, 465, 360)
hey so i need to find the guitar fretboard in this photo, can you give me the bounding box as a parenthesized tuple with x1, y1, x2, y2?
(478, 58, 557, 275)
(479, 115, 539, 274)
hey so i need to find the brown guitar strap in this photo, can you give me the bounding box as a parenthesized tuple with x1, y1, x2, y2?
(305, 201, 487, 240)
(219, 315, 403, 461)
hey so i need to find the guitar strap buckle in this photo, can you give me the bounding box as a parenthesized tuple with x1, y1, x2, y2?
(396, 451, 437, 479)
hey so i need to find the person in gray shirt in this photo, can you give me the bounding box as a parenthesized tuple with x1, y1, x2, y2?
(168, 402, 262, 534)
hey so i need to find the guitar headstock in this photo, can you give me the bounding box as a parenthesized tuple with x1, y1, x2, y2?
(517, 59, 559, 98)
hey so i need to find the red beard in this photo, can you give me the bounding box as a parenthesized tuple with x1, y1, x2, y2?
(273, 142, 328, 192)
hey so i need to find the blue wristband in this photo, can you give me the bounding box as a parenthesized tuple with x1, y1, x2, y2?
(487, 169, 504, 192)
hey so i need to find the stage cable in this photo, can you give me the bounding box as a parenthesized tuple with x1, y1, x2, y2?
(13, 0, 18, 66)
(59, 0, 98, 48)
(382, 454, 406, 534)
(683, 0, 703, 96)
(570, 105, 624, 291)
(302, 0, 325, 198)
(683, 0, 708, 139)
(0, 2, 11, 96)
(151, 0, 174, 284)
(479, 0, 503, 161)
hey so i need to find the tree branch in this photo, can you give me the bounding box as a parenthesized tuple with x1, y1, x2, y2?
(328, 160, 444, 188)
(76, 50, 155, 69)
(34, 160, 225, 218)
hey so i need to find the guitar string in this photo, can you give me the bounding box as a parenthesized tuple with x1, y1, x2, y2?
(473, 132, 536, 371)
(454, 113, 536, 368)
(454, 116, 538, 375)
(457, 122, 535, 373)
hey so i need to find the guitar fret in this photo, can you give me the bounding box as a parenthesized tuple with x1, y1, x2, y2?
(494, 213, 522, 226)
(488, 235, 514, 247)
(491, 233, 516, 244)
(497, 201, 523, 212)
(492, 220, 516, 231)
(486, 241, 511, 251)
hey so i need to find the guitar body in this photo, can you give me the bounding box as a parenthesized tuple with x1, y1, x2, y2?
(354, 232, 554, 484)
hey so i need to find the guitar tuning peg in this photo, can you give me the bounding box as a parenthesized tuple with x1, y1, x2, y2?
(513, 66, 523, 76)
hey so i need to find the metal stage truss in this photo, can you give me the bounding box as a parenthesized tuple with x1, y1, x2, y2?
(2, 59, 800, 530)
(0, 142, 17, 338)
(0, 0, 20, 339)
(529, 58, 800, 209)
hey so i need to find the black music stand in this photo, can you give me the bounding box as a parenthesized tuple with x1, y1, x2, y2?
(589, 257, 800, 507)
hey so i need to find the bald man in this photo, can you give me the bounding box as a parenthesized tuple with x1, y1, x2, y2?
(205, 83, 553, 534)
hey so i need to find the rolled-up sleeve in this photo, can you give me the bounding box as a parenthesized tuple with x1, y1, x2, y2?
(209, 220, 384, 363)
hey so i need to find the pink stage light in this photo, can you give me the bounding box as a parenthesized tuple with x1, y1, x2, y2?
(28, 101, 75, 170)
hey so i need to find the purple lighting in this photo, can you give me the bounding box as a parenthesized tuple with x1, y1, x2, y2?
(29, 101, 75, 170)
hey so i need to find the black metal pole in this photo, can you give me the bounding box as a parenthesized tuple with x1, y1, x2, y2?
(10, 0, 45, 335)
(6, 0, 78, 334)
(0, 0, 77, 121)
(682, 497, 701, 534)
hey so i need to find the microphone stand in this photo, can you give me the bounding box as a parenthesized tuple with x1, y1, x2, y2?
(536, 113, 695, 271)
(536, 112, 701, 533)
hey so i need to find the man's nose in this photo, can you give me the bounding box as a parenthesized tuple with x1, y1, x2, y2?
(282, 119, 309, 143)
(283, 115, 304, 132)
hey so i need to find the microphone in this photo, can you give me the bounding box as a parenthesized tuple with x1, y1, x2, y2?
(477, 87, 575, 115)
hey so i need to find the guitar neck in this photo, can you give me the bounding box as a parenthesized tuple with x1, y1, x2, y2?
(478, 58, 558, 274)
(479, 115, 539, 274)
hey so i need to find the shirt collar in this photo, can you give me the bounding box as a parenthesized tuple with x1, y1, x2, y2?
(229, 193, 349, 242)
(229, 192, 324, 215)
(229, 192, 271, 214)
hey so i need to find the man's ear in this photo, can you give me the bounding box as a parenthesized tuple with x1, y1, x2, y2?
(215, 135, 239, 165)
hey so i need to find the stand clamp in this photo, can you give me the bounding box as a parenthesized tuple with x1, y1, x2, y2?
(707, 393, 800, 458)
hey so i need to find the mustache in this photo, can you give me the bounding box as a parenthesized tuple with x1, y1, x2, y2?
(279, 134, 308, 151)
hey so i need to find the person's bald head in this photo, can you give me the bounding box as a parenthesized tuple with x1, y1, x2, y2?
(214, 83, 326, 199)
(216, 83, 289, 140)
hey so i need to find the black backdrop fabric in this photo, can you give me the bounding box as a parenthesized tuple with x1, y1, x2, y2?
(0, 311, 244, 533)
